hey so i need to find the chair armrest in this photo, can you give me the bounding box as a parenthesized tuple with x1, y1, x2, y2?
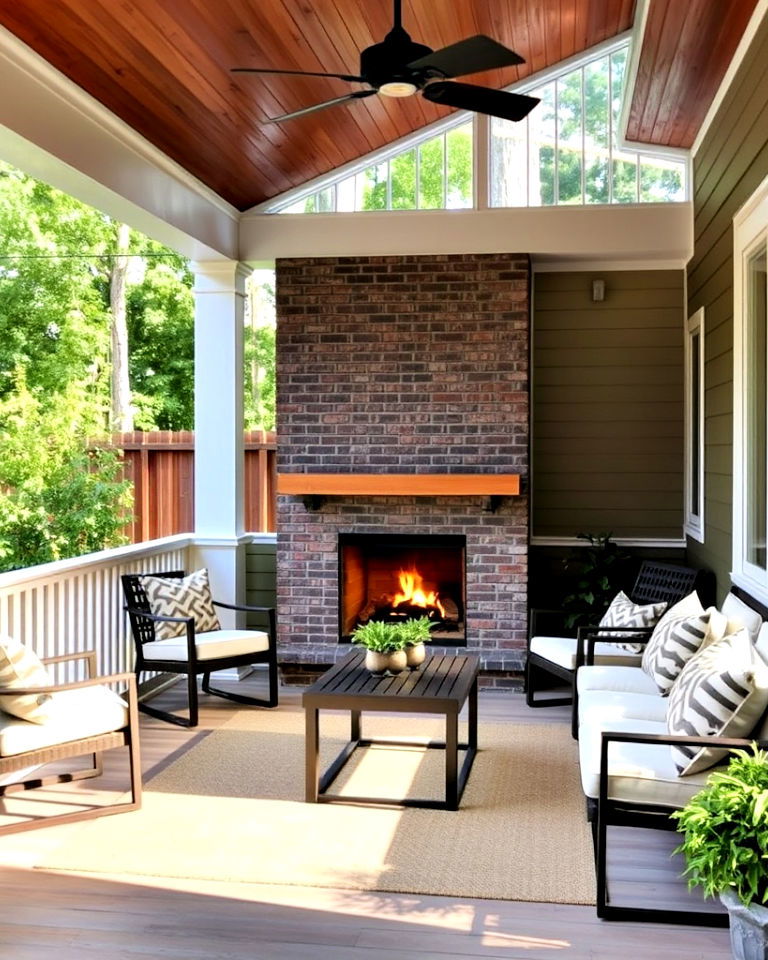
(598, 729, 766, 805)
(123, 605, 193, 626)
(212, 601, 275, 614)
(5, 671, 137, 696)
(528, 608, 570, 646)
(42, 650, 98, 678)
(576, 626, 653, 668)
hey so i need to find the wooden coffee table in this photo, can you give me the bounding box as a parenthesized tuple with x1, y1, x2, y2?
(303, 650, 479, 810)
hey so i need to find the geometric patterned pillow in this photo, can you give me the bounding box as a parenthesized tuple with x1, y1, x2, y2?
(0, 634, 55, 724)
(640, 591, 712, 694)
(140, 569, 221, 641)
(598, 590, 668, 653)
(666, 629, 768, 775)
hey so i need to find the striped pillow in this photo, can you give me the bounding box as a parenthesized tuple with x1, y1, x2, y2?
(0, 634, 55, 724)
(666, 630, 768, 775)
(140, 569, 221, 641)
(598, 590, 667, 653)
(641, 592, 721, 695)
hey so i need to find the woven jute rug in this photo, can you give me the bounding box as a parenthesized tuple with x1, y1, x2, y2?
(40, 708, 595, 904)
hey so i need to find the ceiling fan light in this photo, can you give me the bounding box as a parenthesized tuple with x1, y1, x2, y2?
(379, 80, 418, 98)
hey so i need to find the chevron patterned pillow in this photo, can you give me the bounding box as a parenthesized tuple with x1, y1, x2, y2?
(140, 569, 221, 641)
(641, 592, 727, 694)
(598, 590, 668, 653)
(667, 629, 768, 775)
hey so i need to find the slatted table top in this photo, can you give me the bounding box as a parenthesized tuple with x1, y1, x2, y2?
(302, 650, 479, 713)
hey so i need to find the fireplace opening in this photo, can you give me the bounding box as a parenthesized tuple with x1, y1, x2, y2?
(339, 534, 466, 645)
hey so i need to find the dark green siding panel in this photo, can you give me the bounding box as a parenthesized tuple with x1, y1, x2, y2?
(686, 13, 768, 592)
(245, 540, 277, 627)
(533, 269, 684, 539)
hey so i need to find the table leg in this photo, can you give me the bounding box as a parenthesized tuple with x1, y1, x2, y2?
(445, 710, 458, 810)
(469, 676, 478, 750)
(350, 709, 361, 742)
(305, 707, 319, 803)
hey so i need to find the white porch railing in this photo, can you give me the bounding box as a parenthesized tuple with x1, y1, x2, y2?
(0, 535, 194, 678)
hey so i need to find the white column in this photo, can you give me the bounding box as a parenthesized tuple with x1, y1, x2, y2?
(192, 260, 251, 626)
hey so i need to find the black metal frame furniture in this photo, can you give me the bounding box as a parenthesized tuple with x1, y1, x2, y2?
(524, 561, 707, 709)
(0, 650, 141, 836)
(303, 650, 479, 810)
(593, 729, 760, 926)
(121, 570, 278, 728)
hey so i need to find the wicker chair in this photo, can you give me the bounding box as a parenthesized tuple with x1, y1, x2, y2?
(121, 571, 278, 728)
(0, 650, 141, 836)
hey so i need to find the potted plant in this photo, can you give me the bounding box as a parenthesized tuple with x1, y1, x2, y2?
(561, 531, 631, 630)
(672, 744, 768, 960)
(398, 615, 435, 669)
(350, 621, 407, 675)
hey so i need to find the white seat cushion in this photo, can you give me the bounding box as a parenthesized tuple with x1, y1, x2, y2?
(721, 592, 763, 643)
(529, 636, 643, 671)
(578, 717, 713, 806)
(579, 690, 668, 727)
(577, 664, 659, 697)
(141, 629, 270, 662)
(0, 685, 128, 757)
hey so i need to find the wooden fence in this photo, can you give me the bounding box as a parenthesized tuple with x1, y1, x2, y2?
(111, 431, 277, 542)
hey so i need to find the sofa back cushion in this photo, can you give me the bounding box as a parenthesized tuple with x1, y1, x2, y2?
(721, 592, 763, 643)
(0, 635, 54, 724)
(667, 629, 768, 775)
(641, 593, 726, 695)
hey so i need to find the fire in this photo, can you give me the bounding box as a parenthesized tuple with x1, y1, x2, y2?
(393, 567, 446, 618)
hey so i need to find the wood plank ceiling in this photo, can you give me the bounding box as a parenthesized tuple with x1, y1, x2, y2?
(0, 0, 759, 210)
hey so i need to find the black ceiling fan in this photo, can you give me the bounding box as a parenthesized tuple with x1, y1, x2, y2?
(232, 0, 539, 124)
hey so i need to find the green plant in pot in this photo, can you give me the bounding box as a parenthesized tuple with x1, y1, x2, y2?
(672, 744, 768, 960)
(397, 615, 436, 670)
(351, 620, 407, 675)
(561, 531, 631, 631)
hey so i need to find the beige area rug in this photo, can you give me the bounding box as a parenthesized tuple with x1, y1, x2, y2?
(40, 708, 596, 904)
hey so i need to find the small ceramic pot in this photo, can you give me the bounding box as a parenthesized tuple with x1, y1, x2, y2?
(365, 649, 407, 675)
(405, 641, 426, 669)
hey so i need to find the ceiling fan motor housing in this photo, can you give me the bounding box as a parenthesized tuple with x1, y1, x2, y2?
(360, 32, 434, 90)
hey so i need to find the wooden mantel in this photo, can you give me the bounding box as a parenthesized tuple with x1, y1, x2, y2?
(276, 473, 521, 497)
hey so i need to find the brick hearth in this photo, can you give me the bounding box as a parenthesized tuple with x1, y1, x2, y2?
(275, 252, 530, 673)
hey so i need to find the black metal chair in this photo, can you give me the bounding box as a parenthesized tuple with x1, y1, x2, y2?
(524, 561, 711, 711)
(121, 571, 278, 728)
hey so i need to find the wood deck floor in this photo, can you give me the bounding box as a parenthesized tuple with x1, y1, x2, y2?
(0, 674, 731, 959)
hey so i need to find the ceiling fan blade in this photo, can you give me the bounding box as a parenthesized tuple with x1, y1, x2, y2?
(408, 35, 524, 78)
(266, 89, 377, 123)
(422, 80, 539, 122)
(233, 67, 365, 83)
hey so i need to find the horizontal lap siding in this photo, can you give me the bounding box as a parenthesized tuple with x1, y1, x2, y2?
(686, 14, 768, 595)
(533, 270, 684, 539)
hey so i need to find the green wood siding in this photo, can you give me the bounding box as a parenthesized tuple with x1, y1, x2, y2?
(686, 14, 768, 598)
(533, 270, 685, 539)
(245, 540, 277, 626)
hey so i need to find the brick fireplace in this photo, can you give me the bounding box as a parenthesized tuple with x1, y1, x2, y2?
(275, 252, 530, 676)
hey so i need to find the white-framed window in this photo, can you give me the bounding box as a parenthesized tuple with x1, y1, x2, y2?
(684, 307, 704, 542)
(733, 176, 768, 603)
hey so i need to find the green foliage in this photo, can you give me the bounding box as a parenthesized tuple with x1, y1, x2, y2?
(0, 374, 131, 572)
(672, 745, 768, 907)
(244, 273, 276, 432)
(398, 616, 436, 646)
(561, 532, 631, 629)
(350, 620, 406, 653)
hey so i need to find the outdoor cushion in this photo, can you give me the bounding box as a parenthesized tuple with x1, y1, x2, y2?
(579, 690, 668, 728)
(598, 591, 667, 652)
(641, 599, 726, 695)
(721, 591, 764, 643)
(529, 635, 643, 671)
(140, 569, 220, 640)
(0, 634, 55, 724)
(578, 717, 714, 806)
(140, 628, 270, 662)
(0, 684, 128, 757)
(577, 664, 659, 697)
(666, 628, 768, 775)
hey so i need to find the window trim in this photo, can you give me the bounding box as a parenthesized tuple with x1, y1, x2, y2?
(684, 307, 705, 542)
(732, 174, 768, 604)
